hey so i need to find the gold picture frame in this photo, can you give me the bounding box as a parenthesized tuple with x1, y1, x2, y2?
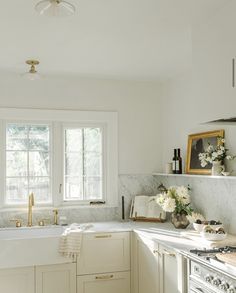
(186, 130, 224, 175)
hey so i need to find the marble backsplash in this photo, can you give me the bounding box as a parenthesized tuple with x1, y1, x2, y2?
(1, 174, 235, 235)
(0, 174, 160, 228)
(155, 175, 236, 234)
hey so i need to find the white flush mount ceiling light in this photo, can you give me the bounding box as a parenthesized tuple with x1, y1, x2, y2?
(35, 0, 75, 17)
(22, 60, 41, 80)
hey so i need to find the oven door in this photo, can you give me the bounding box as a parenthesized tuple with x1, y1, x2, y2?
(189, 280, 215, 293)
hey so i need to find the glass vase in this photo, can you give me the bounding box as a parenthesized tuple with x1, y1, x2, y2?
(171, 212, 190, 229)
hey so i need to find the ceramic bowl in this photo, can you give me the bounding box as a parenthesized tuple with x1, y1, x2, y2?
(200, 232, 227, 241)
(193, 222, 223, 233)
(193, 222, 205, 232)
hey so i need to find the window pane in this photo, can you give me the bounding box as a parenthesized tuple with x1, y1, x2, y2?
(84, 177, 102, 200)
(65, 177, 83, 200)
(6, 125, 28, 150)
(28, 126, 49, 151)
(6, 177, 28, 203)
(65, 153, 83, 176)
(84, 153, 102, 176)
(7, 125, 28, 139)
(64, 126, 103, 201)
(29, 177, 50, 203)
(65, 129, 82, 152)
(84, 128, 102, 153)
(5, 123, 51, 205)
(6, 151, 27, 177)
(29, 151, 50, 176)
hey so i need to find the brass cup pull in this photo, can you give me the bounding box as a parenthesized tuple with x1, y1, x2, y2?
(95, 235, 112, 239)
(163, 249, 176, 257)
(95, 274, 114, 280)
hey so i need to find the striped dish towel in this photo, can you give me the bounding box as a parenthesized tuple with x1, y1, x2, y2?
(59, 223, 93, 260)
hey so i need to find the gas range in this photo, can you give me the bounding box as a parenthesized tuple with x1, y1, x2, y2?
(188, 247, 236, 293)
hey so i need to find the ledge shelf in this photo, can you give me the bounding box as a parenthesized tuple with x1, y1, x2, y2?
(152, 173, 236, 180)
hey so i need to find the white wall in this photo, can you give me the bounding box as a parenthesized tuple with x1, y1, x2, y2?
(160, 72, 236, 173)
(159, 3, 236, 232)
(160, 0, 236, 172)
(0, 72, 162, 174)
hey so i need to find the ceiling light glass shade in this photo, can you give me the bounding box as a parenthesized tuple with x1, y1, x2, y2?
(35, 0, 75, 17)
(22, 71, 41, 81)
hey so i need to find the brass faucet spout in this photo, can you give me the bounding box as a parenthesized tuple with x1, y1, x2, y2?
(27, 193, 34, 227)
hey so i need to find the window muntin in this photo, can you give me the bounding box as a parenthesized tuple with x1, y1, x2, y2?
(64, 127, 103, 201)
(5, 124, 51, 204)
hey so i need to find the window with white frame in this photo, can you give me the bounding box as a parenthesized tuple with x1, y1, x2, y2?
(5, 123, 51, 204)
(64, 127, 103, 201)
(0, 108, 118, 208)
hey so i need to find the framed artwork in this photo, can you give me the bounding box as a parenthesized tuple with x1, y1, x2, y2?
(186, 129, 224, 175)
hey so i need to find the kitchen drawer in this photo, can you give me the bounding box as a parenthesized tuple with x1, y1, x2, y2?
(77, 271, 130, 293)
(77, 232, 130, 275)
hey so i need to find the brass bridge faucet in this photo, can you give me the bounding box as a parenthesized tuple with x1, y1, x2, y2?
(27, 193, 34, 227)
(53, 209, 59, 225)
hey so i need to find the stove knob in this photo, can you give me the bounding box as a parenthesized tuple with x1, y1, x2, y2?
(228, 287, 236, 293)
(205, 275, 213, 283)
(212, 277, 221, 286)
(220, 282, 230, 291)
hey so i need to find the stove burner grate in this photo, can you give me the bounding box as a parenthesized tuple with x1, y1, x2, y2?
(190, 246, 236, 257)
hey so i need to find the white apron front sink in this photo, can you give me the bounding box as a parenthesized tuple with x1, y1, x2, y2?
(0, 226, 73, 269)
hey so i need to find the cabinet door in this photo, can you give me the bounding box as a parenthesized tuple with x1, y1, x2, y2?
(77, 232, 130, 275)
(77, 271, 130, 293)
(132, 233, 159, 293)
(0, 266, 34, 293)
(159, 245, 178, 293)
(36, 263, 76, 293)
(193, 1, 236, 121)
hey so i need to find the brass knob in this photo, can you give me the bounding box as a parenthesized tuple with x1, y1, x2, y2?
(38, 219, 50, 226)
(10, 219, 22, 228)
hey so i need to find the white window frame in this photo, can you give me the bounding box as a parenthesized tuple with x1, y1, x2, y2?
(0, 108, 118, 209)
(61, 122, 106, 205)
(3, 120, 53, 207)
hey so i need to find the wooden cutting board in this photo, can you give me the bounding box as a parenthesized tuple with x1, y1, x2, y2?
(216, 253, 236, 267)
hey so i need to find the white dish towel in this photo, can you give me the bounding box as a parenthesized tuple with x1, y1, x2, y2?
(59, 223, 93, 260)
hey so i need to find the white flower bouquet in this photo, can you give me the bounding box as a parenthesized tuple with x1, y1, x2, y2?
(156, 185, 193, 215)
(198, 137, 235, 167)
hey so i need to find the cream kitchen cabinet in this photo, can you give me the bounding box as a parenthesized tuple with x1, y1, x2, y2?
(159, 245, 178, 293)
(132, 233, 187, 293)
(0, 266, 34, 293)
(77, 232, 130, 275)
(159, 244, 187, 293)
(36, 263, 76, 293)
(132, 232, 159, 293)
(77, 232, 131, 293)
(77, 271, 130, 293)
(193, 1, 236, 121)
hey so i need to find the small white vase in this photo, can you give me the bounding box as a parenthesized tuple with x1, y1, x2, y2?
(211, 161, 224, 176)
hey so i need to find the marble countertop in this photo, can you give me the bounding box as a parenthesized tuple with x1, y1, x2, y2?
(85, 221, 236, 278)
(1, 220, 235, 276)
(84, 220, 197, 253)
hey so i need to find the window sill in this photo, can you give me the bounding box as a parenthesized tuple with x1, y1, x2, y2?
(0, 203, 117, 212)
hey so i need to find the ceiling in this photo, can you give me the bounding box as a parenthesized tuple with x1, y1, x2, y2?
(0, 0, 231, 81)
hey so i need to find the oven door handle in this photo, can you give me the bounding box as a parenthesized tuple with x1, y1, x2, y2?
(191, 289, 203, 293)
(195, 288, 203, 293)
(191, 286, 211, 293)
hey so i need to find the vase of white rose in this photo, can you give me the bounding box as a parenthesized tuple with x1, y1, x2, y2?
(156, 185, 193, 229)
(198, 137, 235, 176)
